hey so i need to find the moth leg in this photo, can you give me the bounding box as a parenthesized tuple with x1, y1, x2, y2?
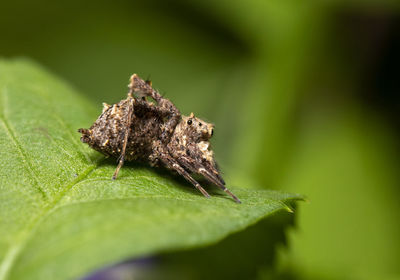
(178, 158, 241, 203)
(212, 162, 226, 185)
(158, 152, 210, 198)
(112, 97, 134, 180)
(199, 168, 241, 203)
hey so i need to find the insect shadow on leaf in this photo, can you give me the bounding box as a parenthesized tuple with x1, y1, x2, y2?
(78, 74, 241, 203)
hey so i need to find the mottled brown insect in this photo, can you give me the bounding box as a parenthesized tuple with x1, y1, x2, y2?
(78, 74, 241, 203)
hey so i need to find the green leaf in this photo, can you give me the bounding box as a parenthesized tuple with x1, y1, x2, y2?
(0, 59, 302, 280)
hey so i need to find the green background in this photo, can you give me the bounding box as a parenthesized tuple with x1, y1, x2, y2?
(1, 0, 399, 279)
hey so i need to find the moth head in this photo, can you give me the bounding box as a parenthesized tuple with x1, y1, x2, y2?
(180, 112, 214, 142)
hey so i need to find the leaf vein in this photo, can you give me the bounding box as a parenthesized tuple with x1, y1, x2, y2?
(0, 87, 47, 200)
(0, 160, 102, 280)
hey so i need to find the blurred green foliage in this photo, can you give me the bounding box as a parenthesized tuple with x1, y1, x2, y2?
(1, 0, 399, 279)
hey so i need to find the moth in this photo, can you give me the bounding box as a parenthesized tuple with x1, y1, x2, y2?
(78, 74, 241, 203)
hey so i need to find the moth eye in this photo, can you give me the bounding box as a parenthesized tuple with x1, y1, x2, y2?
(211, 129, 214, 136)
(187, 119, 192, 125)
(199, 123, 202, 126)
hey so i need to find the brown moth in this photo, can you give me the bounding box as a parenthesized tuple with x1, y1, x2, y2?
(78, 74, 241, 203)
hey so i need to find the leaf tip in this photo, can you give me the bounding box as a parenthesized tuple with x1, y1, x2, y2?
(284, 204, 294, 213)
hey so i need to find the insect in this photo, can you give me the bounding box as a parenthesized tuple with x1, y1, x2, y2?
(78, 74, 241, 203)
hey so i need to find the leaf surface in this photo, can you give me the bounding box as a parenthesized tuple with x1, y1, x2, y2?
(0, 59, 302, 280)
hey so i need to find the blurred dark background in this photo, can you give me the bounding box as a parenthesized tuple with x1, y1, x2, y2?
(1, 0, 399, 279)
